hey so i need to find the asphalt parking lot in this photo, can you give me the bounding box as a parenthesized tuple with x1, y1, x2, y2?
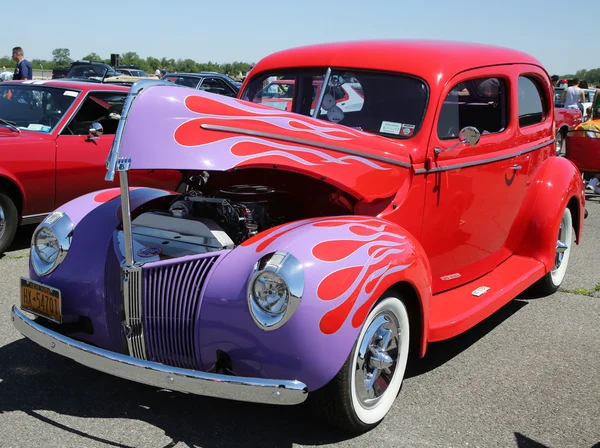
(0, 198, 598, 448)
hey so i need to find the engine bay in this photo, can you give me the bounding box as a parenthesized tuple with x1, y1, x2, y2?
(123, 169, 358, 262)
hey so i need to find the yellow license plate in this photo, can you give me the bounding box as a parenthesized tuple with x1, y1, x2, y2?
(20, 277, 62, 323)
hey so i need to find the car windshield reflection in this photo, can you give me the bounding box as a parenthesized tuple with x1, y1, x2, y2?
(0, 85, 78, 132)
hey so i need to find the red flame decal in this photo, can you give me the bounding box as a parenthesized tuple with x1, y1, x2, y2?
(312, 219, 411, 334)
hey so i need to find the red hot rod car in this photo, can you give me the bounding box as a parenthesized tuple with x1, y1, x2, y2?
(12, 40, 585, 433)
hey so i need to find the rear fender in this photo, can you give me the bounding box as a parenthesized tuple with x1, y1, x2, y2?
(199, 216, 432, 391)
(508, 156, 584, 270)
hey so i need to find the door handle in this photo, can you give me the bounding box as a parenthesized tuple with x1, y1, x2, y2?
(510, 164, 522, 170)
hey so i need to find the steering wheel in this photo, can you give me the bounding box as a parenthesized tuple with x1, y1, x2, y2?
(38, 112, 63, 129)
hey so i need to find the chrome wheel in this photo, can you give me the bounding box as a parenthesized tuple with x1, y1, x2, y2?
(349, 296, 410, 425)
(0, 205, 5, 241)
(354, 313, 399, 408)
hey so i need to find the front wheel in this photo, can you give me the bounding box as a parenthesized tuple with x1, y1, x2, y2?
(531, 206, 573, 295)
(0, 192, 18, 255)
(309, 295, 411, 432)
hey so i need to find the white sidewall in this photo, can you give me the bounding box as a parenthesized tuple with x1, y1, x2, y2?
(349, 296, 410, 425)
(551, 207, 573, 286)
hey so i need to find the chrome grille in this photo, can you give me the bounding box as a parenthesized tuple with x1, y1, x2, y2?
(142, 255, 219, 369)
(123, 267, 146, 359)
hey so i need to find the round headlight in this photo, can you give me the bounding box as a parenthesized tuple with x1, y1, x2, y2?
(252, 271, 289, 315)
(31, 212, 73, 276)
(34, 227, 59, 263)
(248, 251, 304, 331)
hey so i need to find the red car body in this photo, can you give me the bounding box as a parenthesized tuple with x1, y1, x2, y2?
(0, 80, 180, 252)
(240, 39, 586, 341)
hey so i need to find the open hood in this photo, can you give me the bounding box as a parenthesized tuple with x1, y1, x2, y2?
(114, 84, 414, 202)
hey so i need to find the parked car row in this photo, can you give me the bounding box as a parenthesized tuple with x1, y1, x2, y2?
(5, 40, 587, 434)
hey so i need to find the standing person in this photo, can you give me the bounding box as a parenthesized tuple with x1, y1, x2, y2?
(561, 78, 585, 114)
(11, 47, 32, 80)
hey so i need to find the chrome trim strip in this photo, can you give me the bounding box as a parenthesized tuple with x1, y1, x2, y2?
(122, 266, 147, 360)
(105, 80, 184, 181)
(12, 305, 308, 405)
(20, 213, 49, 225)
(414, 140, 554, 174)
(200, 124, 412, 169)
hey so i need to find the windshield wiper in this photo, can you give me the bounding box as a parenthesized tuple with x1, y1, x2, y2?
(0, 118, 20, 133)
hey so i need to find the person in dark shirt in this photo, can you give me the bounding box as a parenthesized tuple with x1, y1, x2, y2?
(11, 47, 32, 80)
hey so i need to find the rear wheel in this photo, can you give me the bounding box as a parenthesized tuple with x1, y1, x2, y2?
(0, 192, 18, 255)
(309, 295, 410, 432)
(531, 206, 573, 295)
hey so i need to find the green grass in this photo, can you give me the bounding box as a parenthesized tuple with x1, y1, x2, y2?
(560, 283, 600, 297)
(3, 253, 29, 260)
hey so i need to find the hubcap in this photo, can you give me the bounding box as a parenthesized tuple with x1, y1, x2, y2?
(554, 219, 569, 270)
(354, 312, 400, 409)
(0, 205, 5, 241)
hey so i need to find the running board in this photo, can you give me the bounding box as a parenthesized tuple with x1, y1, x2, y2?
(428, 255, 545, 342)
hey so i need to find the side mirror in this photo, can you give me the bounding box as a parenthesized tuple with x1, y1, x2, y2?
(86, 122, 103, 142)
(458, 126, 481, 146)
(435, 126, 481, 155)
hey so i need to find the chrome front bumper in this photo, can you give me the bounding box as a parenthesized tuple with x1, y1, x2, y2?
(11, 305, 308, 405)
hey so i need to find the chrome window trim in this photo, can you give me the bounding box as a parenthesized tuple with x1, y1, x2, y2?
(12, 305, 308, 405)
(414, 139, 554, 174)
(200, 124, 413, 169)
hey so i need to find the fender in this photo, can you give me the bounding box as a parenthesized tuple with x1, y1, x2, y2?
(507, 156, 585, 270)
(0, 168, 26, 215)
(199, 215, 432, 391)
(27, 187, 176, 353)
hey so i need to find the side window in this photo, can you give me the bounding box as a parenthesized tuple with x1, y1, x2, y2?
(438, 77, 507, 140)
(61, 92, 127, 136)
(200, 78, 235, 97)
(518, 76, 545, 127)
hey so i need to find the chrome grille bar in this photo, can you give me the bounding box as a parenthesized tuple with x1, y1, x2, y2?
(122, 266, 147, 360)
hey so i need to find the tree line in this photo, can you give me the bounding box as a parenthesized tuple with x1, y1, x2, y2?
(0, 48, 254, 78)
(557, 68, 600, 84)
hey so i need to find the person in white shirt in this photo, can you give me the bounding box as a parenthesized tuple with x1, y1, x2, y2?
(155, 68, 161, 77)
(561, 78, 585, 114)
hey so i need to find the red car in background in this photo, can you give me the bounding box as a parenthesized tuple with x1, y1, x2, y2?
(555, 107, 582, 155)
(0, 80, 181, 253)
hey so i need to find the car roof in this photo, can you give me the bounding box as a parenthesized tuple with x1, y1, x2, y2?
(1, 79, 130, 92)
(250, 39, 546, 88)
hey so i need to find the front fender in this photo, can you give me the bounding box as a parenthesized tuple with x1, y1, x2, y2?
(198, 216, 431, 391)
(27, 187, 174, 352)
(507, 156, 584, 270)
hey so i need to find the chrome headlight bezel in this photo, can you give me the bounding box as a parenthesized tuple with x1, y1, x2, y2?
(247, 251, 304, 331)
(31, 211, 73, 276)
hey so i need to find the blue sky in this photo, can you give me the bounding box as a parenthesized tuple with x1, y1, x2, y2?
(4, 0, 585, 75)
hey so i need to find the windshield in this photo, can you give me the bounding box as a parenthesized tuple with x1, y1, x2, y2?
(0, 85, 78, 132)
(241, 68, 429, 139)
